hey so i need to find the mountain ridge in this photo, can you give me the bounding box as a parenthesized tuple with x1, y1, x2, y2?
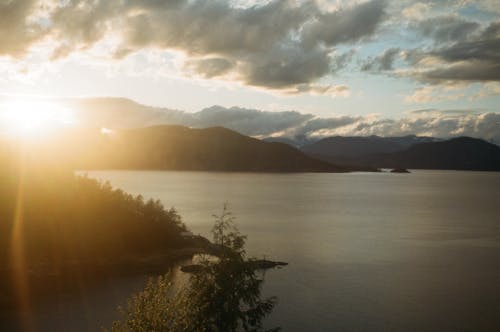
(305, 136, 500, 171)
(68, 125, 365, 173)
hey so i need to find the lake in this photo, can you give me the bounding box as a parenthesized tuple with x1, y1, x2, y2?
(32, 170, 500, 331)
(78, 170, 500, 331)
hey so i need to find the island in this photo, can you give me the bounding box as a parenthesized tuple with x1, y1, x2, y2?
(390, 168, 410, 173)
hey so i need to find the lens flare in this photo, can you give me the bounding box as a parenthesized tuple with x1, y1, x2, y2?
(0, 100, 76, 138)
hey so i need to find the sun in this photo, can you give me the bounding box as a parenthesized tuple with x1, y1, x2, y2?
(0, 100, 76, 138)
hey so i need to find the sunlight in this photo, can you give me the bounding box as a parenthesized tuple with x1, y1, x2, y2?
(9, 148, 34, 332)
(0, 100, 76, 138)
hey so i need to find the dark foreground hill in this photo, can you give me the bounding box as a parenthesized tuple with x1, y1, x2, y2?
(74, 125, 356, 172)
(310, 137, 500, 171)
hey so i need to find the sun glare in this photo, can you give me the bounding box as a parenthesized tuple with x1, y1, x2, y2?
(0, 100, 76, 138)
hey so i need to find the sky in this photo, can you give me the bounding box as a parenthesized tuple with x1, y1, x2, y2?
(0, 0, 499, 140)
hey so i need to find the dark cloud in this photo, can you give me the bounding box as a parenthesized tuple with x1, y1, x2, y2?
(415, 16, 480, 43)
(114, 0, 385, 90)
(0, 0, 389, 93)
(432, 37, 500, 63)
(362, 48, 400, 71)
(0, 0, 43, 56)
(304, 0, 387, 46)
(482, 21, 500, 39)
(372, 20, 500, 84)
(417, 22, 500, 83)
(5, 0, 498, 90)
(241, 44, 331, 88)
(118, 0, 310, 56)
(420, 60, 500, 83)
(184, 58, 235, 78)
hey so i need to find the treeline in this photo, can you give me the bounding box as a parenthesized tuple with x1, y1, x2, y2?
(0, 140, 188, 271)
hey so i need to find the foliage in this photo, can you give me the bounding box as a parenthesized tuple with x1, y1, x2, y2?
(0, 146, 187, 268)
(110, 275, 184, 332)
(111, 205, 280, 332)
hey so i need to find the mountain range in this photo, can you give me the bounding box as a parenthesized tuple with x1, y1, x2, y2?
(301, 136, 500, 171)
(4, 112, 499, 172)
(62, 125, 358, 172)
(300, 135, 438, 157)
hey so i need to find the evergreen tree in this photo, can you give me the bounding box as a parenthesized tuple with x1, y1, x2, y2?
(111, 204, 280, 332)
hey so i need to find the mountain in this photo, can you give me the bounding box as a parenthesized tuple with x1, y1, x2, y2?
(314, 137, 500, 171)
(301, 135, 437, 158)
(262, 135, 316, 148)
(70, 125, 359, 172)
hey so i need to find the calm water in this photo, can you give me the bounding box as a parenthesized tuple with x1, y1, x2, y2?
(80, 170, 500, 331)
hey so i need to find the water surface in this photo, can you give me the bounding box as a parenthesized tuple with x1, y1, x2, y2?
(81, 170, 500, 331)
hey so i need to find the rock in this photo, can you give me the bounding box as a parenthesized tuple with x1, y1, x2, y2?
(249, 260, 288, 269)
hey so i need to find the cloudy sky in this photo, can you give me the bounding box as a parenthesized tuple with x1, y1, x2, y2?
(0, 0, 499, 140)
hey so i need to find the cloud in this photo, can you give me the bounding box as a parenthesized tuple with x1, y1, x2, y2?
(362, 48, 400, 71)
(294, 84, 350, 97)
(67, 98, 314, 137)
(184, 58, 235, 78)
(303, 0, 387, 46)
(405, 85, 466, 103)
(0, 0, 45, 57)
(0, 0, 390, 94)
(414, 15, 480, 43)
(418, 60, 500, 83)
(418, 21, 500, 83)
(402, 2, 432, 20)
(239, 43, 332, 89)
(3, 0, 499, 97)
(331, 110, 500, 144)
(470, 82, 500, 100)
(370, 20, 500, 85)
(114, 0, 386, 91)
(189, 105, 315, 136)
(66, 97, 500, 144)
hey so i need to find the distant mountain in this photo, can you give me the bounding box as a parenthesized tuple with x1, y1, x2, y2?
(73, 125, 360, 172)
(263, 135, 316, 148)
(301, 135, 437, 158)
(312, 137, 500, 171)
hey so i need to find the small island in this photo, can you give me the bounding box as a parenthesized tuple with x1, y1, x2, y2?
(390, 168, 411, 173)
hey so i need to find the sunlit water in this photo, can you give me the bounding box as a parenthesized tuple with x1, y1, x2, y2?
(32, 171, 500, 330)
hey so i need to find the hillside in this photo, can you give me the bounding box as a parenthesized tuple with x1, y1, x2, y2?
(301, 135, 437, 158)
(263, 135, 315, 148)
(74, 125, 355, 172)
(317, 137, 500, 171)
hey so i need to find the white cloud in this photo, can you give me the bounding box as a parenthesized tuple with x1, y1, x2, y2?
(66, 97, 500, 144)
(405, 85, 466, 103)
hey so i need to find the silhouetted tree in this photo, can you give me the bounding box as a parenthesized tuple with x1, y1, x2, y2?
(111, 205, 279, 332)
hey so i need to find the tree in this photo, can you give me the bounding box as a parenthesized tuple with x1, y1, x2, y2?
(110, 204, 280, 332)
